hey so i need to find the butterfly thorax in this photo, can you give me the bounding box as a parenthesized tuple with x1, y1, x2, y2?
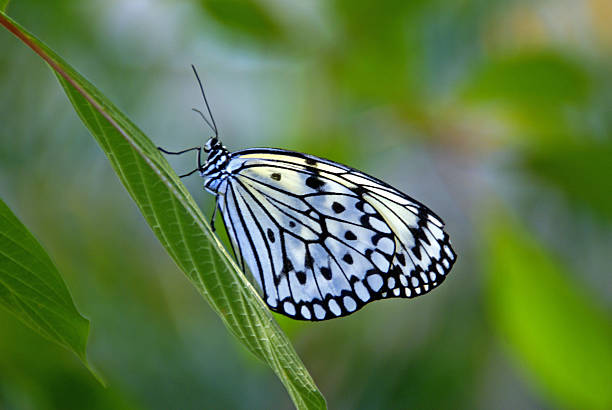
(201, 139, 231, 194)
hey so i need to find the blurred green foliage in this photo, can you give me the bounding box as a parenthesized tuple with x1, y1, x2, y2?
(1, 0, 611, 409)
(200, 0, 284, 44)
(463, 51, 593, 136)
(486, 216, 612, 409)
(524, 141, 612, 222)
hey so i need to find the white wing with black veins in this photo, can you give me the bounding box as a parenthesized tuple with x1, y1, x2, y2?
(216, 148, 456, 321)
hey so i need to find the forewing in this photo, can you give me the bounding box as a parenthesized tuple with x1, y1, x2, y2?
(219, 149, 456, 321)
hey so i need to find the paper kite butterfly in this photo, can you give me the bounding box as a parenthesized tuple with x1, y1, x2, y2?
(159, 66, 456, 321)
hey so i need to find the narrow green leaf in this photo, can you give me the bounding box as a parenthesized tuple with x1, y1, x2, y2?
(485, 216, 612, 409)
(0, 198, 100, 382)
(0, 0, 9, 13)
(0, 11, 325, 409)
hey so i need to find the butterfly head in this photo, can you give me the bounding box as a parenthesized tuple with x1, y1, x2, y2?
(204, 137, 222, 153)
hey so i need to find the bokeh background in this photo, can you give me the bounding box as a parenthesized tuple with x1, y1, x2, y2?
(1, 0, 611, 409)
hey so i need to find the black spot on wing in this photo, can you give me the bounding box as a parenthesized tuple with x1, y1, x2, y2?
(271, 172, 281, 181)
(396, 253, 406, 266)
(344, 230, 357, 240)
(306, 175, 325, 191)
(342, 253, 353, 264)
(412, 244, 422, 260)
(409, 226, 431, 246)
(281, 257, 293, 276)
(296, 271, 307, 285)
(267, 228, 275, 243)
(304, 251, 314, 270)
(352, 186, 366, 196)
(359, 214, 371, 228)
(332, 201, 345, 213)
(305, 158, 317, 166)
(371, 233, 385, 245)
(320, 266, 332, 280)
(417, 206, 428, 223)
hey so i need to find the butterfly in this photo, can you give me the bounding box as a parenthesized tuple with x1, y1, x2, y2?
(160, 66, 456, 321)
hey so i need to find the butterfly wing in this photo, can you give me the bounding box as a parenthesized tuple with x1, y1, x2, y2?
(217, 148, 456, 321)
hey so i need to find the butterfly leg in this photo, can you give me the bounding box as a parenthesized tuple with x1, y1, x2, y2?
(210, 200, 218, 232)
(157, 146, 204, 177)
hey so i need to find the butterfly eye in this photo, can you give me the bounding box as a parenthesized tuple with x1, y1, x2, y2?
(204, 138, 217, 153)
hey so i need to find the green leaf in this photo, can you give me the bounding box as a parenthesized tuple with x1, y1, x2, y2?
(485, 216, 612, 409)
(0, 0, 9, 13)
(0, 11, 325, 409)
(523, 141, 612, 223)
(0, 198, 99, 382)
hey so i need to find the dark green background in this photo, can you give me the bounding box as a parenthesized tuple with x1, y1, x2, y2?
(1, 0, 611, 409)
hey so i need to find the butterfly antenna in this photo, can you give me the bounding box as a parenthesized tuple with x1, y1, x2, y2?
(191, 64, 218, 138)
(192, 108, 215, 132)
